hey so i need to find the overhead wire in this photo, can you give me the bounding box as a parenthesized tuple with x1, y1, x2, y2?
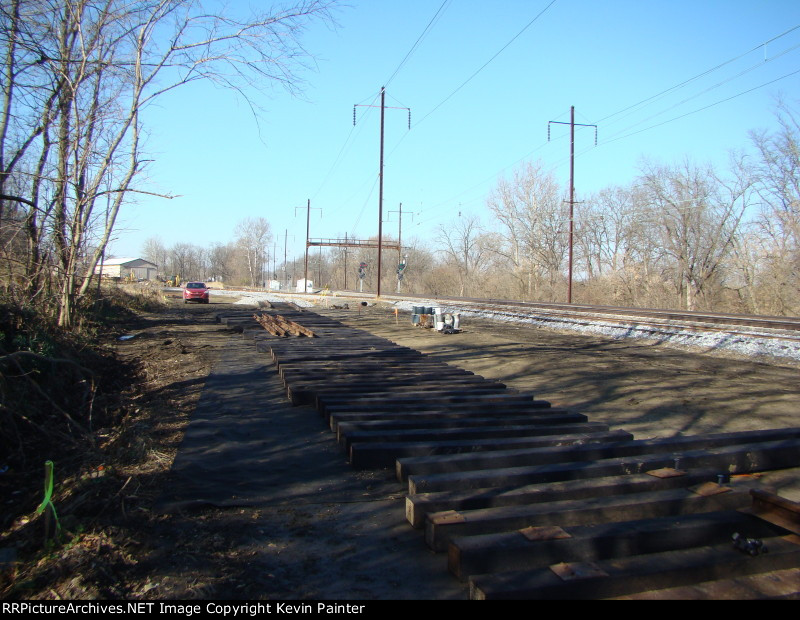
(383, 0, 561, 208)
(412, 0, 559, 131)
(600, 66, 800, 147)
(383, 0, 452, 89)
(410, 106, 575, 230)
(324, 1, 452, 234)
(600, 42, 800, 144)
(537, 30, 800, 196)
(593, 23, 800, 128)
(349, 0, 559, 236)
(310, 90, 381, 202)
(413, 23, 800, 232)
(330, 8, 798, 245)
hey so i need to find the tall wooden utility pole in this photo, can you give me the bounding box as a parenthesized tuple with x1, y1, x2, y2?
(389, 202, 413, 292)
(343, 233, 349, 290)
(568, 106, 575, 304)
(353, 88, 410, 298)
(389, 202, 405, 264)
(548, 106, 597, 304)
(377, 87, 385, 298)
(295, 199, 320, 292)
(305, 199, 310, 290)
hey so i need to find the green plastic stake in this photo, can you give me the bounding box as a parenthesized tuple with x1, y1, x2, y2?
(36, 460, 61, 539)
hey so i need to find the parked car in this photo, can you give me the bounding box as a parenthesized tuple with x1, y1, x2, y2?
(183, 281, 210, 304)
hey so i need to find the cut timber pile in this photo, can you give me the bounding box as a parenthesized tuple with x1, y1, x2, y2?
(217, 305, 800, 600)
(252, 312, 316, 338)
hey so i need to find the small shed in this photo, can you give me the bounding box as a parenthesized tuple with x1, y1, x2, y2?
(296, 279, 313, 293)
(95, 257, 158, 281)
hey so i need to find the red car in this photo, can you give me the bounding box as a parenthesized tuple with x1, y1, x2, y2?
(183, 281, 210, 304)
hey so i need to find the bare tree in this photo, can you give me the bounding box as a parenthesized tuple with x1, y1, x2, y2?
(436, 214, 494, 297)
(208, 241, 236, 283)
(0, 0, 335, 326)
(487, 161, 566, 300)
(142, 236, 168, 277)
(636, 157, 754, 310)
(749, 99, 800, 314)
(235, 216, 272, 288)
(751, 99, 800, 251)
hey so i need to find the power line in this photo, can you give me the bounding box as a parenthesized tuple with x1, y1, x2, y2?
(320, 0, 559, 235)
(599, 66, 800, 147)
(315, 3, 451, 203)
(600, 43, 800, 145)
(593, 23, 800, 127)
(412, 0, 558, 129)
(351, 174, 380, 234)
(313, 1, 452, 206)
(384, 0, 451, 88)
(310, 90, 382, 201)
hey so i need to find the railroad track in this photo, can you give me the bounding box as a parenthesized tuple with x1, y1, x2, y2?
(218, 304, 800, 599)
(382, 293, 800, 334)
(252, 289, 800, 353)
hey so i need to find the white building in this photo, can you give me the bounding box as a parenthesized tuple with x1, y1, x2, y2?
(296, 279, 313, 293)
(94, 257, 158, 281)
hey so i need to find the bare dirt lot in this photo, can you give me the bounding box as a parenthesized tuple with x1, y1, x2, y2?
(3, 294, 799, 600)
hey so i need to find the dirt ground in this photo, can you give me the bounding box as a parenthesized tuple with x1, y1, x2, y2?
(331, 304, 800, 440)
(3, 293, 799, 600)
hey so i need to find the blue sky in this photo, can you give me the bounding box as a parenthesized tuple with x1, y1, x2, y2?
(111, 0, 800, 263)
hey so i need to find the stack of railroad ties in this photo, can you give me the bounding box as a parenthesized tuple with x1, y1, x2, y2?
(222, 303, 800, 600)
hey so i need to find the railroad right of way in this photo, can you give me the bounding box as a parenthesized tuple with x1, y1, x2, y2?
(214, 303, 800, 600)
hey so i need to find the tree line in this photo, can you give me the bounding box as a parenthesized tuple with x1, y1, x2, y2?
(155, 101, 799, 316)
(0, 0, 334, 327)
(470, 103, 799, 316)
(2, 1, 797, 325)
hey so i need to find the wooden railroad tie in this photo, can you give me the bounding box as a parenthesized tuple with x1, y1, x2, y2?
(252, 313, 316, 338)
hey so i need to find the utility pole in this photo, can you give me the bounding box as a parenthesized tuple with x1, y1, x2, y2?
(304, 199, 310, 291)
(389, 203, 413, 293)
(388, 202, 409, 263)
(548, 106, 597, 304)
(343, 232, 349, 290)
(295, 200, 321, 292)
(378, 86, 385, 298)
(282, 229, 296, 290)
(354, 87, 410, 298)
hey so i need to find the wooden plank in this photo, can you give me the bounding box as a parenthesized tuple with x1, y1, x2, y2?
(348, 428, 625, 469)
(406, 469, 722, 529)
(612, 567, 800, 599)
(334, 412, 582, 439)
(468, 537, 800, 599)
(407, 438, 800, 494)
(425, 484, 749, 551)
(327, 404, 555, 431)
(277, 362, 478, 377)
(396, 428, 800, 481)
(339, 419, 591, 452)
(287, 383, 512, 406)
(322, 400, 552, 422)
(448, 509, 785, 580)
(317, 391, 539, 406)
(324, 399, 551, 416)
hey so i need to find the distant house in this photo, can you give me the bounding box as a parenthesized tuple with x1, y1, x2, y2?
(95, 257, 158, 281)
